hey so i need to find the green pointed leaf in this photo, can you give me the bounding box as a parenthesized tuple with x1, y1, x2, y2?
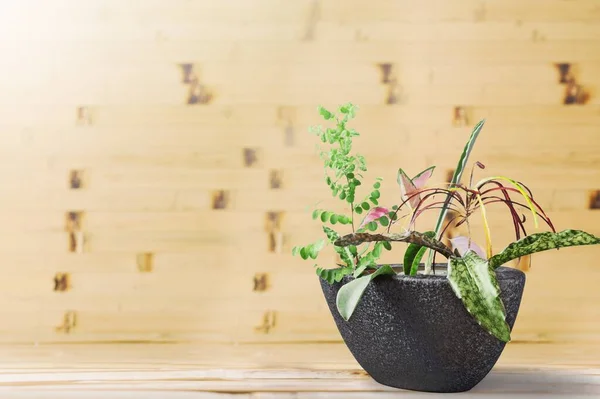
(336, 275, 371, 321)
(489, 229, 600, 269)
(427, 120, 486, 272)
(448, 252, 510, 343)
(337, 264, 397, 321)
(371, 264, 396, 278)
(403, 231, 435, 275)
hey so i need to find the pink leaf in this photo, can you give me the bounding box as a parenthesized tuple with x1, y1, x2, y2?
(358, 207, 389, 229)
(397, 169, 420, 208)
(412, 166, 435, 189)
(450, 236, 487, 259)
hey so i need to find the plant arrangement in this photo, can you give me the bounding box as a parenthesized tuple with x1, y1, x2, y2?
(292, 102, 600, 345)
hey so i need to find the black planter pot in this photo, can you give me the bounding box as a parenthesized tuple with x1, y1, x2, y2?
(319, 265, 526, 393)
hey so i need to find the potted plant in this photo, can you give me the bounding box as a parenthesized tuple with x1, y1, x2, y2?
(292, 103, 600, 393)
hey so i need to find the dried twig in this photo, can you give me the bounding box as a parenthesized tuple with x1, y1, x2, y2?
(334, 231, 454, 259)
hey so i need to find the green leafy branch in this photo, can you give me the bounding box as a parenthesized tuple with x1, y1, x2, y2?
(292, 103, 392, 292)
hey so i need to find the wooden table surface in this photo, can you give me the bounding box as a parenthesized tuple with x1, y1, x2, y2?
(0, 342, 599, 398)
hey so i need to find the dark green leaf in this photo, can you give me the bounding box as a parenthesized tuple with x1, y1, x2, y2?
(339, 191, 347, 200)
(355, 206, 363, 214)
(361, 202, 370, 210)
(371, 190, 380, 199)
(379, 216, 389, 227)
(367, 222, 378, 231)
(370, 198, 379, 206)
(448, 252, 511, 343)
(383, 241, 392, 251)
(320, 211, 330, 223)
(330, 214, 338, 224)
(300, 247, 308, 260)
(489, 229, 600, 269)
(403, 231, 436, 276)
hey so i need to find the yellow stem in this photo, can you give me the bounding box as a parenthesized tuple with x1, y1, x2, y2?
(476, 193, 493, 259)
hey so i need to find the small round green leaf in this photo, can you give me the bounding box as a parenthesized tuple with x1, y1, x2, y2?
(383, 241, 392, 251)
(371, 190, 380, 199)
(300, 247, 308, 260)
(379, 216, 389, 226)
(361, 202, 370, 210)
(320, 212, 330, 223)
(373, 182, 381, 189)
(330, 214, 338, 224)
(367, 222, 377, 231)
(355, 206, 363, 214)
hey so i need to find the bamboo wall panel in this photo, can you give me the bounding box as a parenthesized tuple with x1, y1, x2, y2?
(0, 0, 598, 347)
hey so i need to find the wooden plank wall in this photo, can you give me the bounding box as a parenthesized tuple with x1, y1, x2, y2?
(0, 0, 598, 346)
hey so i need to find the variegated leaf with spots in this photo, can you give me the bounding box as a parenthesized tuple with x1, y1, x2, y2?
(448, 252, 511, 343)
(489, 229, 600, 269)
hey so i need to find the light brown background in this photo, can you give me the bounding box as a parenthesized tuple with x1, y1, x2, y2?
(0, 1, 599, 353)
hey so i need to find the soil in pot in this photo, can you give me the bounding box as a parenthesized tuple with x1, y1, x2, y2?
(320, 264, 526, 393)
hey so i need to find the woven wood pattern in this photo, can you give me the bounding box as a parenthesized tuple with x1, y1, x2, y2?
(0, 0, 598, 346)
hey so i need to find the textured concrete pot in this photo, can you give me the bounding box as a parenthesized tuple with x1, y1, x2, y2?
(319, 265, 526, 393)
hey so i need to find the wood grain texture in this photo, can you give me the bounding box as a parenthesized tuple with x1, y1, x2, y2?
(0, 0, 598, 351)
(0, 343, 598, 397)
